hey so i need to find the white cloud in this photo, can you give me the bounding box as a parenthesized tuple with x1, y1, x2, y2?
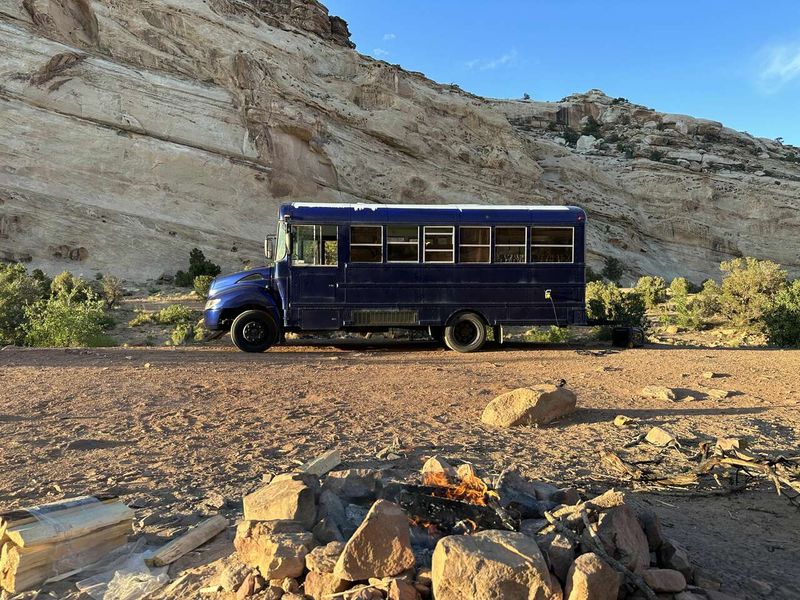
(465, 49, 518, 71)
(373, 48, 390, 58)
(383, 33, 396, 41)
(757, 41, 800, 92)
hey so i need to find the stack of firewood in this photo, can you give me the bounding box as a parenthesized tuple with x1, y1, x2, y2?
(0, 494, 134, 594)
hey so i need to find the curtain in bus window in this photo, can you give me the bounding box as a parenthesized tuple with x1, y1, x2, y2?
(350, 225, 383, 262)
(424, 226, 454, 262)
(495, 227, 526, 262)
(460, 227, 491, 263)
(387, 225, 419, 262)
(531, 227, 573, 263)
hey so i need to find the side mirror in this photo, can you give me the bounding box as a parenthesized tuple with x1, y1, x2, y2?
(264, 235, 276, 260)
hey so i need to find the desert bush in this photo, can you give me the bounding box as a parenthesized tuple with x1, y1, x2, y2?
(23, 289, 113, 347)
(635, 276, 667, 308)
(562, 127, 580, 146)
(719, 257, 787, 325)
(129, 304, 198, 327)
(581, 116, 602, 137)
(175, 248, 221, 288)
(170, 323, 194, 345)
(101, 275, 124, 308)
(0, 264, 49, 344)
(586, 281, 648, 329)
(669, 277, 690, 299)
(586, 266, 603, 283)
(601, 256, 624, 284)
(523, 326, 571, 343)
(694, 279, 721, 318)
(762, 280, 800, 346)
(193, 275, 214, 298)
(50, 271, 94, 302)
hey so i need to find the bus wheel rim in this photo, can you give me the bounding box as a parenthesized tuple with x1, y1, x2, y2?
(243, 321, 266, 343)
(454, 320, 477, 345)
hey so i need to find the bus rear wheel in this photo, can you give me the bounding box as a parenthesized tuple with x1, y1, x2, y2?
(231, 310, 278, 353)
(444, 312, 487, 353)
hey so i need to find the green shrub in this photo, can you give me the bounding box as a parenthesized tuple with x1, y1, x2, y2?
(669, 277, 690, 299)
(581, 116, 602, 137)
(129, 304, 198, 327)
(23, 290, 113, 347)
(762, 280, 800, 346)
(523, 326, 571, 343)
(170, 323, 194, 345)
(174, 248, 221, 288)
(719, 257, 787, 325)
(586, 281, 648, 329)
(50, 271, 94, 302)
(193, 275, 214, 298)
(694, 279, 721, 318)
(101, 275, 124, 308)
(0, 264, 49, 344)
(586, 266, 604, 283)
(635, 276, 667, 308)
(601, 257, 624, 284)
(562, 128, 580, 146)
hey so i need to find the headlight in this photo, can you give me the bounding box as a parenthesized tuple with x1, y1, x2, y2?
(205, 298, 222, 310)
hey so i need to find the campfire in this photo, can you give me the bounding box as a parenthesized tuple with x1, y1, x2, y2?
(421, 466, 498, 506)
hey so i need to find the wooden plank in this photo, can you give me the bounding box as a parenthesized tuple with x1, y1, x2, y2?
(0, 494, 118, 528)
(1, 532, 129, 594)
(301, 449, 342, 477)
(6, 502, 133, 548)
(145, 515, 228, 568)
(4, 521, 131, 573)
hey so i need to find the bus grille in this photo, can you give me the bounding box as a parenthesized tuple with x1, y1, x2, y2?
(352, 310, 418, 326)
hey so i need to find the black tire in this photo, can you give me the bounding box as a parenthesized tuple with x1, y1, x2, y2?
(444, 312, 487, 353)
(231, 310, 278, 353)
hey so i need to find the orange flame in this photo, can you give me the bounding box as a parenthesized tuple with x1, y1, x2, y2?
(422, 469, 498, 506)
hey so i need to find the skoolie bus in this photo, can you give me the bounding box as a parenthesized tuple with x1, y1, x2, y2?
(203, 203, 587, 352)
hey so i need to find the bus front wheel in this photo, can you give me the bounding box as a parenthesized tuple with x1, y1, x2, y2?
(231, 310, 278, 353)
(444, 312, 487, 353)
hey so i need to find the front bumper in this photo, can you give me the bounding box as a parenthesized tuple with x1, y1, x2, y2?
(203, 308, 225, 331)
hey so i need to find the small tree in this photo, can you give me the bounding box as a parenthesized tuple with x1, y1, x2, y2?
(581, 116, 602, 137)
(50, 271, 94, 302)
(586, 281, 648, 329)
(601, 257, 624, 284)
(101, 275, 124, 308)
(719, 257, 787, 325)
(669, 277, 690, 299)
(762, 280, 800, 346)
(0, 264, 48, 345)
(176, 248, 221, 287)
(635, 276, 667, 308)
(694, 279, 721, 318)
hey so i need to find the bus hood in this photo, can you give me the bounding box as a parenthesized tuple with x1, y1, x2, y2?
(208, 266, 273, 297)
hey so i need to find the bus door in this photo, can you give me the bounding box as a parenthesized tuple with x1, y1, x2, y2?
(288, 223, 343, 329)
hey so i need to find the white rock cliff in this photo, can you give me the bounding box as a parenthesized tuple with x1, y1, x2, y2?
(1, 0, 798, 281)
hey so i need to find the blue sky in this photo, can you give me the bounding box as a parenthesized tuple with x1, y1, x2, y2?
(325, 1, 800, 145)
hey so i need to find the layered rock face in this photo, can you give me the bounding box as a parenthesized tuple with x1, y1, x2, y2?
(1, 0, 798, 280)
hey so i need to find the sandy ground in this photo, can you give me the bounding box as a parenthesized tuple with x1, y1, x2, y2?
(1, 342, 799, 599)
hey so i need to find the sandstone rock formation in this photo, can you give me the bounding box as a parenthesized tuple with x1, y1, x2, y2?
(1, 1, 798, 281)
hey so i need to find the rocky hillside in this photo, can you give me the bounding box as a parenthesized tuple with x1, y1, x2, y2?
(1, 0, 798, 281)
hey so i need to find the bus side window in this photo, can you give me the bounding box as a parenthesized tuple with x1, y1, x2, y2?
(460, 227, 491, 263)
(531, 227, 574, 263)
(495, 227, 527, 262)
(291, 224, 338, 266)
(424, 226, 454, 263)
(387, 225, 419, 262)
(350, 225, 383, 262)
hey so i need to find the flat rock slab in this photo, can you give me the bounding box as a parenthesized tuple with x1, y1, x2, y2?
(243, 474, 317, 529)
(481, 385, 577, 428)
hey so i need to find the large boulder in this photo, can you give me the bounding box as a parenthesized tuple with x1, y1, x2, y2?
(596, 505, 650, 573)
(243, 474, 317, 528)
(564, 552, 619, 600)
(234, 520, 315, 580)
(481, 385, 577, 428)
(431, 530, 561, 600)
(333, 500, 415, 581)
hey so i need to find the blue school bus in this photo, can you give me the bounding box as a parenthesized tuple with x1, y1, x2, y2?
(204, 203, 587, 352)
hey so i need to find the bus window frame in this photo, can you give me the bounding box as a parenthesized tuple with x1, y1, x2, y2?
(459, 226, 491, 264)
(423, 225, 455, 264)
(290, 223, 339, 268)
(494, 226, 528, 263)
(349, 224, 384, 263)
(386, 225, 420, 264)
